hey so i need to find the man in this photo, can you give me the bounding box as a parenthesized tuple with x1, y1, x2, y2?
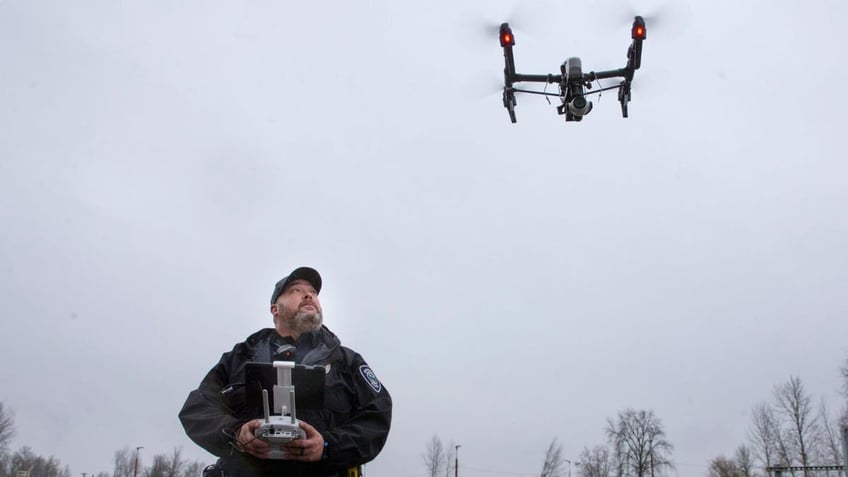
(179, 266, 392, 477)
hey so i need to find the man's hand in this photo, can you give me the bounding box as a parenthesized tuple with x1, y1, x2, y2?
(237, 419, 324, 461)
(282, 420, 325, 462)
(237, 420, 272, 458)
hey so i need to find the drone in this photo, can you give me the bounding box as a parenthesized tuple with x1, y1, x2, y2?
(499, 16, 646, 123)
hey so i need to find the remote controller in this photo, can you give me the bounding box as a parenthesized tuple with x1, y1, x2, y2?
(254, 361, 307, 458)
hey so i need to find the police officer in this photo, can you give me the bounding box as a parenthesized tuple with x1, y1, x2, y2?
(179, 267, 392, 477)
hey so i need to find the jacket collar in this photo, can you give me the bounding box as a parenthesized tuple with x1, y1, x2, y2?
(242, 325, 341, 365)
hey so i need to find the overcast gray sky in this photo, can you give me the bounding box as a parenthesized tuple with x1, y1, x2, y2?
(1, 0, 847, 476)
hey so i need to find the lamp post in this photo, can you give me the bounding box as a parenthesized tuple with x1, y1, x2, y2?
(455, 445, 461, 477)
(841, 426, 847, 477)
(134, 446, 144, 477)
(563, 459, 571, 477)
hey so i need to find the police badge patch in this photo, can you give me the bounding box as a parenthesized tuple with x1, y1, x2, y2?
(359, 365, 382, 393)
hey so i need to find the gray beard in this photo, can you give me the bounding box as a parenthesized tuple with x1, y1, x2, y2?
(287, 310, 323, 334)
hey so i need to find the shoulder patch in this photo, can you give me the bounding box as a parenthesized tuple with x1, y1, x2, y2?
(358, 365, 382, 393)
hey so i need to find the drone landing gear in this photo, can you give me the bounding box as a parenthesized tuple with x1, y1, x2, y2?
(618, 81, 631, 118)
(503, 88, 517, 123)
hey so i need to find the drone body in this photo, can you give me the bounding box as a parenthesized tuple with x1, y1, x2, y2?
(500, 16, 646, 123)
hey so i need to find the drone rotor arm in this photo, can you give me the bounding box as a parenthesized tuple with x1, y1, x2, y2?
(586, 68, 629, 81)
(512, 73, 562, 84)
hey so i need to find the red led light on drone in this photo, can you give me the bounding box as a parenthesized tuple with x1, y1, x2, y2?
(632, 25, 646, 40)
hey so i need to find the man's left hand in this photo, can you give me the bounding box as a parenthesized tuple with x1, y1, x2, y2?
(283, 420, 325, 462)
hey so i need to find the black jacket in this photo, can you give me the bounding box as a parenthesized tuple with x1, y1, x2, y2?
(179, 326, 392, 477)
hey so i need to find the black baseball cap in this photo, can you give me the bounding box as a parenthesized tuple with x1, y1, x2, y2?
(270, 267, 322, 304)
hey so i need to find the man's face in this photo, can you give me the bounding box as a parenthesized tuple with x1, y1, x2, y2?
(271, 279, 323, 335)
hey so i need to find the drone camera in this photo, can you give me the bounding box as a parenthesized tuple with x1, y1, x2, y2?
(499, 23, 515, 47)
(568, 95, 593, 117)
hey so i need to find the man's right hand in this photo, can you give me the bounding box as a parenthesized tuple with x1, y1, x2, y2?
(237, 419, 272, 458)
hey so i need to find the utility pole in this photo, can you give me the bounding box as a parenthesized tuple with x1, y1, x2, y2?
(455, 444, 461, 477)
(841, 426, 847, 477)
(134, 446, 144, 477)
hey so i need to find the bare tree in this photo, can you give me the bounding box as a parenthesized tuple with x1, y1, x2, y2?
(166, 447, 185, 477)
(578, 445, 614, 477)
(423, 435, 446, 477)
(748, 402, 778, 470)
(0, 403, 14, 452)
(143, 455, 170, 477)
(842, 356, 848, 398)
(704, 449, 755, 477)
(605, 409, 674, 477)
(773, 376, 819, 474)
(611, 435, 626, 477)
(816, 399, 844, 467)
(113, 447, 135, 477)
(734, 445, 756, 477)
(841, 356, 848, 428)
(181, 461, 205, 477)
(1, 453, 9, 477)
(708, 456, 741, 477)
(774, 426, 795, 469)
(541, 438, 565, 477)
(749, 399, 801, 470)
(8, 447, 70, 477)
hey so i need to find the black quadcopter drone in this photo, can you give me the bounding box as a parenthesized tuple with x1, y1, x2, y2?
(499, 16, 646, 123)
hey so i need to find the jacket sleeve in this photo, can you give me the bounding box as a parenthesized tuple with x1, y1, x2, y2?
(178, 352, 247, 457)
(321, 351, 393, 469)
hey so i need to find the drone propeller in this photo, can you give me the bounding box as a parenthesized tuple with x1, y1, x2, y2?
(460, 0, 560, 48)
(594, 0, 692, 39)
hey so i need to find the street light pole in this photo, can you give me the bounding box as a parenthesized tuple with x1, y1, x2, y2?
(841, 426, 847, 477)
(134, 446, 144, 477)
(563, 459, 571, 477)
(455, 445, 461, 477)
